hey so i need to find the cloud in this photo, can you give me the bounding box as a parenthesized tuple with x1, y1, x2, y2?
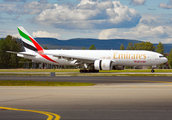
(12, 33, 20, 38)
(170, 17, 172, 21)
(98, 25, 172, 43)
(4, 0, 26, 2)
(130, 0, 146, 6)
(0, 1, 54, 15)
(98, 16, 172, 43)
(140, 15, 159, 25)
(32, 31, 61, 39)
(148, 8, 156, 10)
(0, 30, 7, 38)
(38, 0, 48, 4)
(32, 0, 141, 29)
(170, 17, 172, 24)
(139, 14, 171, 27)
(159, 0, 172, 9)
(0, 3, 17, 15)
(18, 1, 54, 15)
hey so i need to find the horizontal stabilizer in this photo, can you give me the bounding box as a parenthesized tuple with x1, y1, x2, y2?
(6, 51, 36, 57)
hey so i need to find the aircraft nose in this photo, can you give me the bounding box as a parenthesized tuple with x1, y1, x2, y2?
(165, 57, 168, 63)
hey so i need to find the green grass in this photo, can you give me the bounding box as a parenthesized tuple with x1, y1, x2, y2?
(0, 73, 172, 76)
(0, 69, 172, 73)
(100, 69, 172, 73)
(0, 80, 95, 86)
(0, 74, 50, 76)
(0, 69, 172, 77)
(0, 69, 79, 72)
(67, 73, 172, 77)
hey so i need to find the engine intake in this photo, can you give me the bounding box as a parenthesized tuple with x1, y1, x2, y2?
(94, 60, 112, 70)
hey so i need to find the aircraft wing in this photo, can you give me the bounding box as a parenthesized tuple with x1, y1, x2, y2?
(6, 51, 36, 57)
(43, 53, 96, 64)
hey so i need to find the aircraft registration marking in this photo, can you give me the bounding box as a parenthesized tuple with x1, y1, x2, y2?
(0, 106, 60, 120)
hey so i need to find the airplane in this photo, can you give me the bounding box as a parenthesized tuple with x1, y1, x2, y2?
(7, 26, 168, 73)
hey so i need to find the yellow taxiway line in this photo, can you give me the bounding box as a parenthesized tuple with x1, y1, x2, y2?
(0, 106, 60, 120)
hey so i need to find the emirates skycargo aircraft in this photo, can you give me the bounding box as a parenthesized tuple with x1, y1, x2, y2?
(7, 27, 167, 73)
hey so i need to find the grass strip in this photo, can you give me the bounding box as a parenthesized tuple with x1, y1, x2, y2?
(0, 74, 50, 76)
(0, 73, 172, 77)
(100, 69, 172, 73)
(0, 69, 172, 73)
(0, 69, 79, 72)
(0, 80, 95, 86)
(68, 73, 172, 77)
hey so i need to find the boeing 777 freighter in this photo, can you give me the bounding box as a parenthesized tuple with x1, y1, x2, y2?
(7, 27, 168, 73)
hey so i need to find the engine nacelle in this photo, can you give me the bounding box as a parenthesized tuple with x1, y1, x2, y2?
(94, 60, 113, 70)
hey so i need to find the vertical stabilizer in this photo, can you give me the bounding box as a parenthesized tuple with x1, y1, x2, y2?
(17, 27, 44, 52)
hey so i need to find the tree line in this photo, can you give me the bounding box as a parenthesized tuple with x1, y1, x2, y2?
(120, 42, 172, 68)
(0, 35, 26, 68)
(0, 35, 172, 68)
(120, 42, 164, 54)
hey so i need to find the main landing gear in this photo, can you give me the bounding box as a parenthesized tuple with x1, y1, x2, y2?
(80, 69, 99, 73)
(151, 69, 155, 73)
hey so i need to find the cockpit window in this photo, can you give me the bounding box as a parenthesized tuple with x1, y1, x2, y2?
(159, 56, 165, 58)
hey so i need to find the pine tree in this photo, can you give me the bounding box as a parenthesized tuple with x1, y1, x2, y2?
(156, 42, 164, 54)
(120, 44, 125, 50)
(44, 46, 48, 50)
(0, 35, 23, 68)
(126, 43, 134, 50)
(168, 49, 172, 68)
(82, 47, 86, 50)
(89, 45, 96, 50)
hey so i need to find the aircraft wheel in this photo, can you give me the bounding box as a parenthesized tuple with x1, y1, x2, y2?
(80, 70, 85, 73)
(80, 69, 88, 73)
(80, 69, 99, 73)
(151, 69, 155, 73)
(80, 70, 82, 73)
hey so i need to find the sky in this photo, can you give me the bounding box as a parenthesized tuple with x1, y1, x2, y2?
(0, 0, 172, 43)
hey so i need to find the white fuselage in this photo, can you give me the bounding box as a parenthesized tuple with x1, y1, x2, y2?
(19, 50, 167, 66)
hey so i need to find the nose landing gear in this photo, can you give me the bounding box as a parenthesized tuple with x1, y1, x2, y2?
(151, 65, 156, 73)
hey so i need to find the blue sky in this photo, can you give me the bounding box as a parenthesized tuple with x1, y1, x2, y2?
(0, 0, 172, 43)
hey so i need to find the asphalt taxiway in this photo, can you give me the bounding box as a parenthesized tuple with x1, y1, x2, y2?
(0, 76, 172, 120)
(1, 76, 172, 84)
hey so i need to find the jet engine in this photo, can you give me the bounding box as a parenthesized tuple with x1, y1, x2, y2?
(94, 60, 113, 70)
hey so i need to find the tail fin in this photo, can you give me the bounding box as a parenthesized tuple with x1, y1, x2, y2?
(17, 26, 44, 52)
